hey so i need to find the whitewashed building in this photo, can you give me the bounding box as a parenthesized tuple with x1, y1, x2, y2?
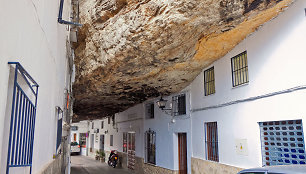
(72, 1, 306, 174)
(0, 0, 78, 173)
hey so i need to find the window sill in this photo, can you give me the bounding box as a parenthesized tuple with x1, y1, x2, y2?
(144, 162, 156, 166)
(232, 82, 249, 89)
(203, 92, 216, 98)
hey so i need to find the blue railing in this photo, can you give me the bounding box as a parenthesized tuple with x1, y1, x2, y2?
(6, 62, 39, 174)
(56, 107, 63, 153)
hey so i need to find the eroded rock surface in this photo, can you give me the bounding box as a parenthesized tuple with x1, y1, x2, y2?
(73, 0, 294, 121)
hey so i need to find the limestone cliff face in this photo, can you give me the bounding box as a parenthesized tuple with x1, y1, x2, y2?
(73, 0, 294, 120)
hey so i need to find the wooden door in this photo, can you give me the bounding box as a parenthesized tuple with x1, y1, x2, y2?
(127, 132, 136, 170)
(178, 133, 187, 174)
(99, 135, 104, 151)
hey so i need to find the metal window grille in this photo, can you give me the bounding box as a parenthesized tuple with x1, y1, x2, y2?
(172, 94, 186, 116)
(101, 121, 104, 129)
(6, 62, 39, 174)
(205, 122, 219, 162)
(108, 117, 110, 124)
(145, 129, 156, 164)
(56, 107, 63, 154)
(204, 67, 215, 96)
(112, 115, 115, 126)
(259, 120, 306, 166)
(146, 103, 154, 119)
(123, 132, 127, 153)
(110, 135, 113, 146)
(92, 122, 94, 129)
(231, 51, 249, 87)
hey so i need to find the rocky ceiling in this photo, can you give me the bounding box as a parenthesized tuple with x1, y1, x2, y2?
(72, 0, 294, 121)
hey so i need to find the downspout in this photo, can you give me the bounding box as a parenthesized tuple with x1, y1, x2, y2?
(58, 0, 82, 26)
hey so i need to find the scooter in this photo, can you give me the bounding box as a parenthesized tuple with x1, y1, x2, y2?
(108, 150, 119, 168)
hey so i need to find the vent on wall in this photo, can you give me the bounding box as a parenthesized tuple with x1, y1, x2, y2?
(259, 120, 306, 166)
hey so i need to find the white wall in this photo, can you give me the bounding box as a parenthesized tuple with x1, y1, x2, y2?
(143, 91, 192, 173)
(191, 0, 306, 169)
(0, 0, 73, 173)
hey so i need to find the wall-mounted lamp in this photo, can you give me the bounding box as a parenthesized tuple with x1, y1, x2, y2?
(104, 130, 108, 134)
(156, 96, 172, 111)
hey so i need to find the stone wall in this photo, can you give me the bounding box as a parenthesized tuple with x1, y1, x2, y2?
(143, 163, 178, 174)
(191, 157, 243, 174)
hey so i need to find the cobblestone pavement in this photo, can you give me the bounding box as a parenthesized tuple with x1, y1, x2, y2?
(71, 155, 132, 174)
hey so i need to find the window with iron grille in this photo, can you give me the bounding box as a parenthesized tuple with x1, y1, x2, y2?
(204, 67, 215, 96)
(231, 51, 249, 87)
(101, 121, 104, 129)
(92, 122, 94, 129)
(146, 103, 154, 119)
(259, 120, 306, 166)
(110, 135, 113, 146)
(205, 122, 219, 162)
(145, 129, 156, 164)
(112, 115, 115, 126)
(71, 126, 78, 131)
(172, 94, 186, 116)
(108, 117, 110, 124)
(123, 132, 127, 153)
(56, 107, 63, 154)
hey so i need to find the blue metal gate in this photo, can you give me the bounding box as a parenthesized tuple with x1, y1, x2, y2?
(6, 62, 39, 174)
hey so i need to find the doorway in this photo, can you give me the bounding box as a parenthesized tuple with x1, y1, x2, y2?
(99, 135, 105, 151)
(178, 133, 187, 174)
(90, 134, 94, 152)
(127, 132, 136, 170)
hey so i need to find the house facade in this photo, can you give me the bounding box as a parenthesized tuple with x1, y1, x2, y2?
(72, 1, 306, 174)
(0, 0, 77, 173)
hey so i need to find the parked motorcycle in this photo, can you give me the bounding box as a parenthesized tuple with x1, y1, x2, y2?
(108, 150, 119, 168)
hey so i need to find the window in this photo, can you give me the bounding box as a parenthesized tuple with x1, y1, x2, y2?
(145, 129, 156, 164)
(204, 67, 215, 96)
(112, 115, 115, 126)
(79, 133, 86, 147)
(146, 103, 154, 119)
(110, 135, 113, 146)
(231, 51, 248, 87)
(71, 126, 78, 131)
(92, 122, 94, 129)
(205, 122, 219, 162)
(6, 63, 39, 174)
(56, 107, 63, 153)
(101, 121, 104, 129)
(172, 94, 186, 116)
(123, 132, 127, 153)
(108, 117, 110, 124)
(259, 120, 306, 166)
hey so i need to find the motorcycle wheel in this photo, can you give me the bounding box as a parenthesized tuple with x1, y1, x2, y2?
(112, 163, 116, 168)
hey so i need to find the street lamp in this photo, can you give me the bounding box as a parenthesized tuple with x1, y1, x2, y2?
(156, 96, 175, 123)
(156, 97, 167, 110)
(156, 96, 172, 111)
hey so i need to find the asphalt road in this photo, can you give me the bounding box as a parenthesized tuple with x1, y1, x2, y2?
(71, 155, 132, 174)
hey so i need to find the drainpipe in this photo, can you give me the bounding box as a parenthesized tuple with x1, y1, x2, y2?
(58, 0, 82, 26)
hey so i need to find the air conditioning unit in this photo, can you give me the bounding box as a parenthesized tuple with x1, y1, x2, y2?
(94, 129, 99, 133)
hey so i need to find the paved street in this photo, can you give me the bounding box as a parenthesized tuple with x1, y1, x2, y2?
(71, 155, 132, 174)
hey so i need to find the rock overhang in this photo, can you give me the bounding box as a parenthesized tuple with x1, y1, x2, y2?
(72, 0, 294, 122)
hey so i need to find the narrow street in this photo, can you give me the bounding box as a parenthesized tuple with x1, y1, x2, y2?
(71, 155, 132, 174)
